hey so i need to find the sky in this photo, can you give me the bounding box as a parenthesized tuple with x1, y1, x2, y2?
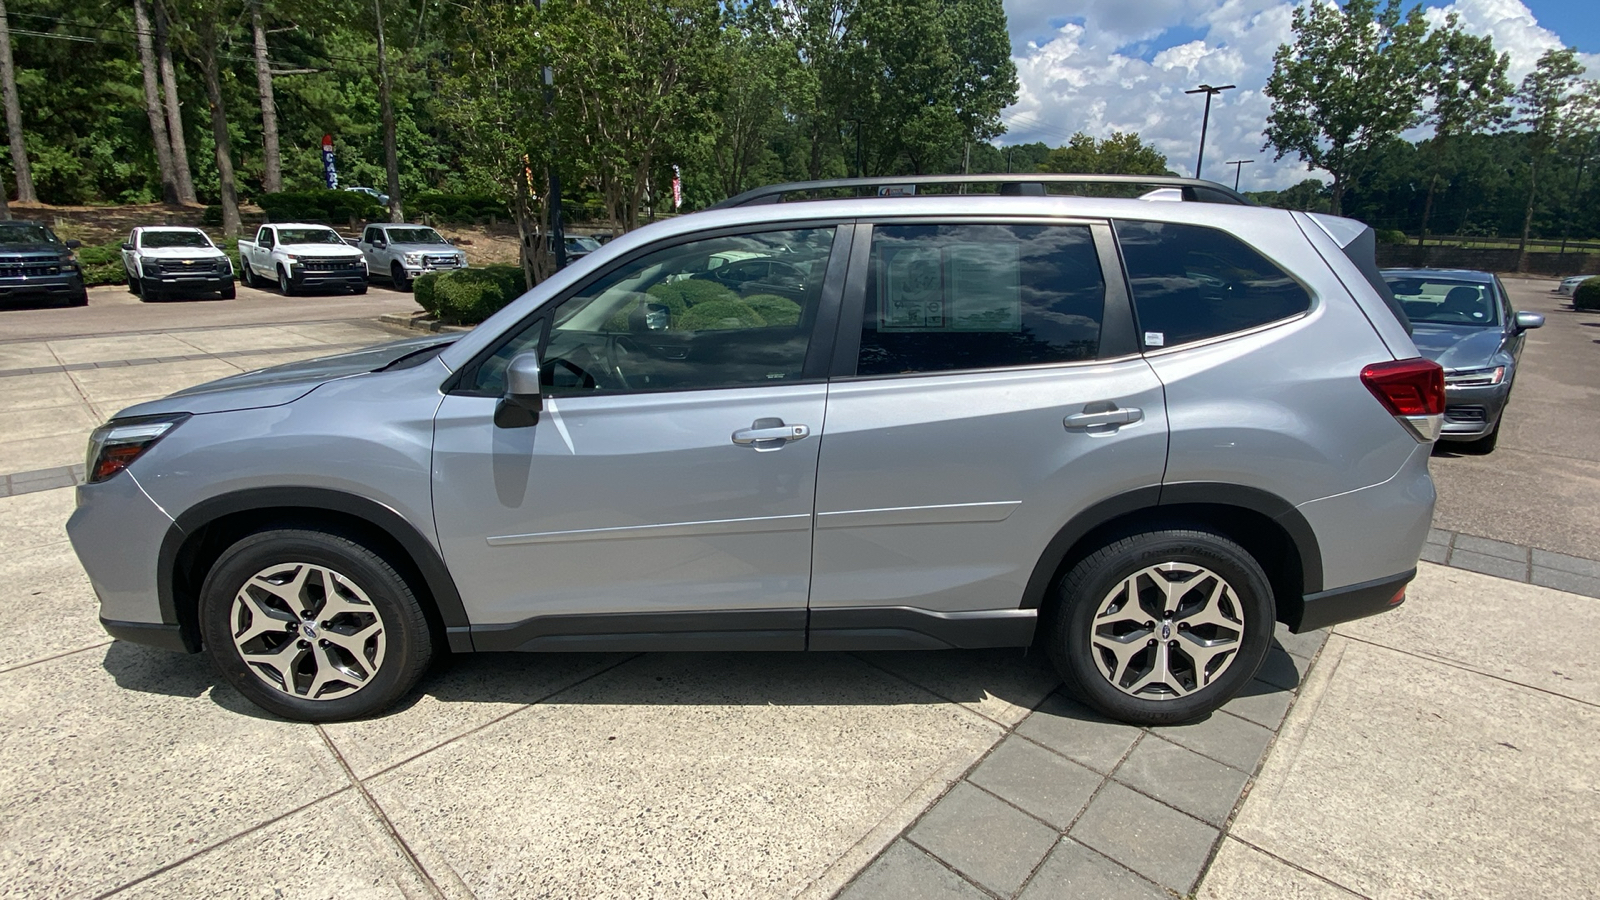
(998, 0, 1600, 191)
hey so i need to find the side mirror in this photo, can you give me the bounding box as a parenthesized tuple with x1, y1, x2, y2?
(1514, 311, 1544, 331)
(644, 302, 671, 331)
(494, 351, 543, 428)
(374, 239, 386, 248)
(65, 239, 82, 250)
(120, 243, 133, 252)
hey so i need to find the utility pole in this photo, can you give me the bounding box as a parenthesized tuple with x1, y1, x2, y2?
(1224, 159, 1254, 191)
(1185, 83, 1235, 179)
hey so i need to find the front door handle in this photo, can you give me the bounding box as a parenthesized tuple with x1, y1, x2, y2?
(732, 418, 811, 450)
(1064, 406, 1143, 431)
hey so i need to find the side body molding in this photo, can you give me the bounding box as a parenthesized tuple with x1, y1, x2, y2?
(159, 487, 472, 652)
(1018, 483, 1323, 611)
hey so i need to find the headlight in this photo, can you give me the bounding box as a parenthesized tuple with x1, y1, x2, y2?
(404, 252, 423, 264)
(1445, 366, 1506, 387)
(284, 253, 300, 262)
(85, 415, 188, 483)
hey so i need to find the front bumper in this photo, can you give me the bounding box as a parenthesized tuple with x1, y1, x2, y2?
(147, 271, 233, 293)
(66, 470, 189, 650)
(0, 272, 84, 301)
(290, 265, 367, 291)
(395, 259, 466, 281)
(1439, 381, 1512, 440)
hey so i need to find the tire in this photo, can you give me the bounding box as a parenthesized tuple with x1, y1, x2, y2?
(1458, 422, 1500, 455)
(391, 263, 411, 292)
(67, 287, 89, 307)
(239, 260, 254, 288)
(1047, 528, 1274, 726)
(140, 278, 161, 302)
(220, 283, 237, 300)
(278, 267, 295, 296)
(199, 528, 433, 722)
(126, 269, 140, 294)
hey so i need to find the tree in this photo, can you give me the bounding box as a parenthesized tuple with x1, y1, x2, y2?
(1263, 0, 1432, 215)
(1513, 48, 1586, 270)
(250, 0, 282, 193)
(1041, 132, 1169, 175)
(174, 0, 242, 235)
(154, 0, 199, 204)
(0, 0, 36, 203)
(372, 0, 403, 221)
(1416, 13, 1510, 250)
(133, 0, 181, 204)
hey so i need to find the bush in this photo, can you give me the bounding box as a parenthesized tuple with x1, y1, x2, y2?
(410, 191, 505, 223)
(258, 189, 383, 225)
(1575, 277, 1600, 311)
(75, 241, 126, 286)
(1375, 229, 1408, 245)
(427, 265, 527, 323)
(646, 278, 736, 309)
(743, 294, 802, 327)
(413, 271, 442, 316)
(200, 205, 223, 226)
(677, 298, 764, 330)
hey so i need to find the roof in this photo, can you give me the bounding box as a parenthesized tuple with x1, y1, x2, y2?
(134, 225, 206, 232)
(1379, 267, 1495, 283)
(710, 174, 1251, 209)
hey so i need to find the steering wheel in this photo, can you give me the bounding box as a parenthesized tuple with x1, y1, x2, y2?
(603, 334, 645, 391)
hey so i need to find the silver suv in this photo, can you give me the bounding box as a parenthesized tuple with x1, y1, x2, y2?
(67, 176, 1441, 725)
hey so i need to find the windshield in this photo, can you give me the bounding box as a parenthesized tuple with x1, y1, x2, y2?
(1384, 277, 1500, 327)
(385, 228, 446, 245)
(141, 230, 213, 249)
(0, 223, 58, 245)
(277, 228, 347, 245)
(567, 236, 602, 252)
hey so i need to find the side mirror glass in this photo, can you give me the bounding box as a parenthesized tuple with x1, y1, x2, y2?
(1514, 311, 1544, 331)
(495, 351, 543, 428)
(65, 239, 82, 250)
(644, 302, 671, 331)
(120, 243, 133, 252)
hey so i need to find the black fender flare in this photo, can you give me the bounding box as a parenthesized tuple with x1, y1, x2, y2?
(1019, 483, 1323, 610)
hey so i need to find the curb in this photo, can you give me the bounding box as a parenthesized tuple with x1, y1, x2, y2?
(379, 311, 472, 334)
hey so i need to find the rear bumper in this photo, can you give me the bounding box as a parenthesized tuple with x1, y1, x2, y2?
(100, 617, 191, 652)
(1288, 569, 1413, 633)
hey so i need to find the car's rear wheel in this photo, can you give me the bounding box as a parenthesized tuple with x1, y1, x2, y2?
(1048, 529, 1274, 726)
(199, 528, 433, 722)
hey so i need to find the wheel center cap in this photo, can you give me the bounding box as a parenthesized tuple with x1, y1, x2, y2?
(301, 621, 318, 640)
(1159, 621, 1173, 641)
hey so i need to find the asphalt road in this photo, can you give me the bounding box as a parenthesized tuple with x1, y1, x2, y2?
(0, 279, 421, 344)
(1427, 276, 1600, 559)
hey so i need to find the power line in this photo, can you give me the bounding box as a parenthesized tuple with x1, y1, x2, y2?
(7, 12, 375, 65)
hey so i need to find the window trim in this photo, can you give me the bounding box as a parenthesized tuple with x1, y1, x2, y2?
(829, 216, 1134, 381)
(444, 220, 855, 399)
(1111, 217, 1319, 354)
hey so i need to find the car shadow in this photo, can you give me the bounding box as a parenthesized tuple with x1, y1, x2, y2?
(103, 637, 1305, 724)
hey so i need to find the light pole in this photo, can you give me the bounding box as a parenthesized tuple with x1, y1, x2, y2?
(1224, 159, 1254, 191)
(1185, 83, 1235, 179)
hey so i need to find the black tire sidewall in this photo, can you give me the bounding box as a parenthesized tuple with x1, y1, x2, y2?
(1051, 530, 1275, 725)
(199, 529, 432, 722)
(278, 268, 292, 295)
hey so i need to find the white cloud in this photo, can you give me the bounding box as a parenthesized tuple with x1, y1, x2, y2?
(1001, 0, 1598, 192)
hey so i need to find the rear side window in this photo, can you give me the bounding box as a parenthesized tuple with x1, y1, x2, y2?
(1115, 221, 1312, 349)
(855, 223, 1105, 376)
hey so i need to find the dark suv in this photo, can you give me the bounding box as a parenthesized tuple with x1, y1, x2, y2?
(0, 221, 88, 307)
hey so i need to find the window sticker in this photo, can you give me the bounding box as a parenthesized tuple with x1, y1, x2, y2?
(879, 245, 945, 331)
(1144, 331, 1165, 347)
(946, 243, 1021, 332)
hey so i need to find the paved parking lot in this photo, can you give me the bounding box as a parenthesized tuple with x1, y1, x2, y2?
(1, 276, 1597, 898)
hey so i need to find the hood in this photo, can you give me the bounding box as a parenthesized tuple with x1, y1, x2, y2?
(0, 243, 69, 256)
(114, 334, 456, 418)
(282, 243, 363, 256)
(141, 245, 226, 260)
(388, 241, 461, 252)
(1409, 324, 1507, 371)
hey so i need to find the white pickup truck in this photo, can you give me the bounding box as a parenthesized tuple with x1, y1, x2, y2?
(120, 226, 235, 302)
(237, 223, 368, 296)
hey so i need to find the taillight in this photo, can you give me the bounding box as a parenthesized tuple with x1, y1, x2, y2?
(1361, 358, 1444, 442)
(85, 415, 188, 483)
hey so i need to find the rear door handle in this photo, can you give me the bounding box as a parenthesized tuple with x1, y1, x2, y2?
(732, 418, 811, 450)
(1064, 406, 1142, 430)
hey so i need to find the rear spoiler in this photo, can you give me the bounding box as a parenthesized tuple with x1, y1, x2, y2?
(1306, 213, 1412, 336)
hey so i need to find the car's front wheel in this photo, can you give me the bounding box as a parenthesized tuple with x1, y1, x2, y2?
(278, 267, 295, 296)
(1048, 529, 1274, 726)
(199, 528, 433, 722)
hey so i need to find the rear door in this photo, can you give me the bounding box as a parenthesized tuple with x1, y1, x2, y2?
(806, 220, 1169, 649)
(431, 224, 851, 651)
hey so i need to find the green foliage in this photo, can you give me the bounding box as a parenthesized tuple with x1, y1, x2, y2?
(429, 265, 528, 324)
(1375, 229, 1408, 245)
(258, 190, 384, 224)
(413, 271, 441, 316)
(75, 243, 127, 286)
(677, 298, 764, 330)
(646, 279, 738, 308)
(410, 192, 506, 223)
(1041, 133, 1169, 176)
(1574, 278, 1600, 311)
(743, 294, 802, 326)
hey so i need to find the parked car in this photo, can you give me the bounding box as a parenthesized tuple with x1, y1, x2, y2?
(0, 220, 87, 307)
(1557, 274, 1597, 297)
(121, 226, 234, 302)
(355, 223, 467, 290)
(238, 223, 367, 296)
(564, 235, 602, 261)
(344, 186, 390, 207)
(1381, 268, 1542, 454)
(69, 174, 1438, 727)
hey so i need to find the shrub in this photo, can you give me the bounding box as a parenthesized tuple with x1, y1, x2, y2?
(200, 205, 223, 226)
(743, 294, 802, 327)
(1575, 277, 1600, 311)
(413, 271, 442, 316)
(258, 189, 383, 225)
(410, 191, 505, 223)
(75, 242, 126, 286)
(1375, 228, 1407, 245)
(677, 298, 764, 330)
(430, 265, 528, 323)
(646, 278, 736, 309)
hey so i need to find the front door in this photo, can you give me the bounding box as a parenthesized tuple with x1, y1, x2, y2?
(807, 221, 1170, 648)
(432, 225, 849, 652)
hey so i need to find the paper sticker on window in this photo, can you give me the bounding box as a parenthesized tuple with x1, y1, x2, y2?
(946, 243, 1021, 332)
(879, 246, 945, 331)
(1144, 331, 1165, 347)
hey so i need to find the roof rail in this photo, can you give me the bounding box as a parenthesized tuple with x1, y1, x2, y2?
(708, 174, 1252, 210)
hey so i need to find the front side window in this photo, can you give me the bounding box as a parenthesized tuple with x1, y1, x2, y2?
(470, 227, 835, 396)
(1116, 221, 1312, 349)
(855, 223, 1105, 377)
(1384, 277, 1500, 327)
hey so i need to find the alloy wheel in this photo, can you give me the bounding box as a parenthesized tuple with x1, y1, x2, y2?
(1089, 562, 1245, 699)
(228, 561, 388, 701)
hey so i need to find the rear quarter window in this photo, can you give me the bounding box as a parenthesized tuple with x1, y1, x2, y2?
(1114, 220, 1312, 349)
